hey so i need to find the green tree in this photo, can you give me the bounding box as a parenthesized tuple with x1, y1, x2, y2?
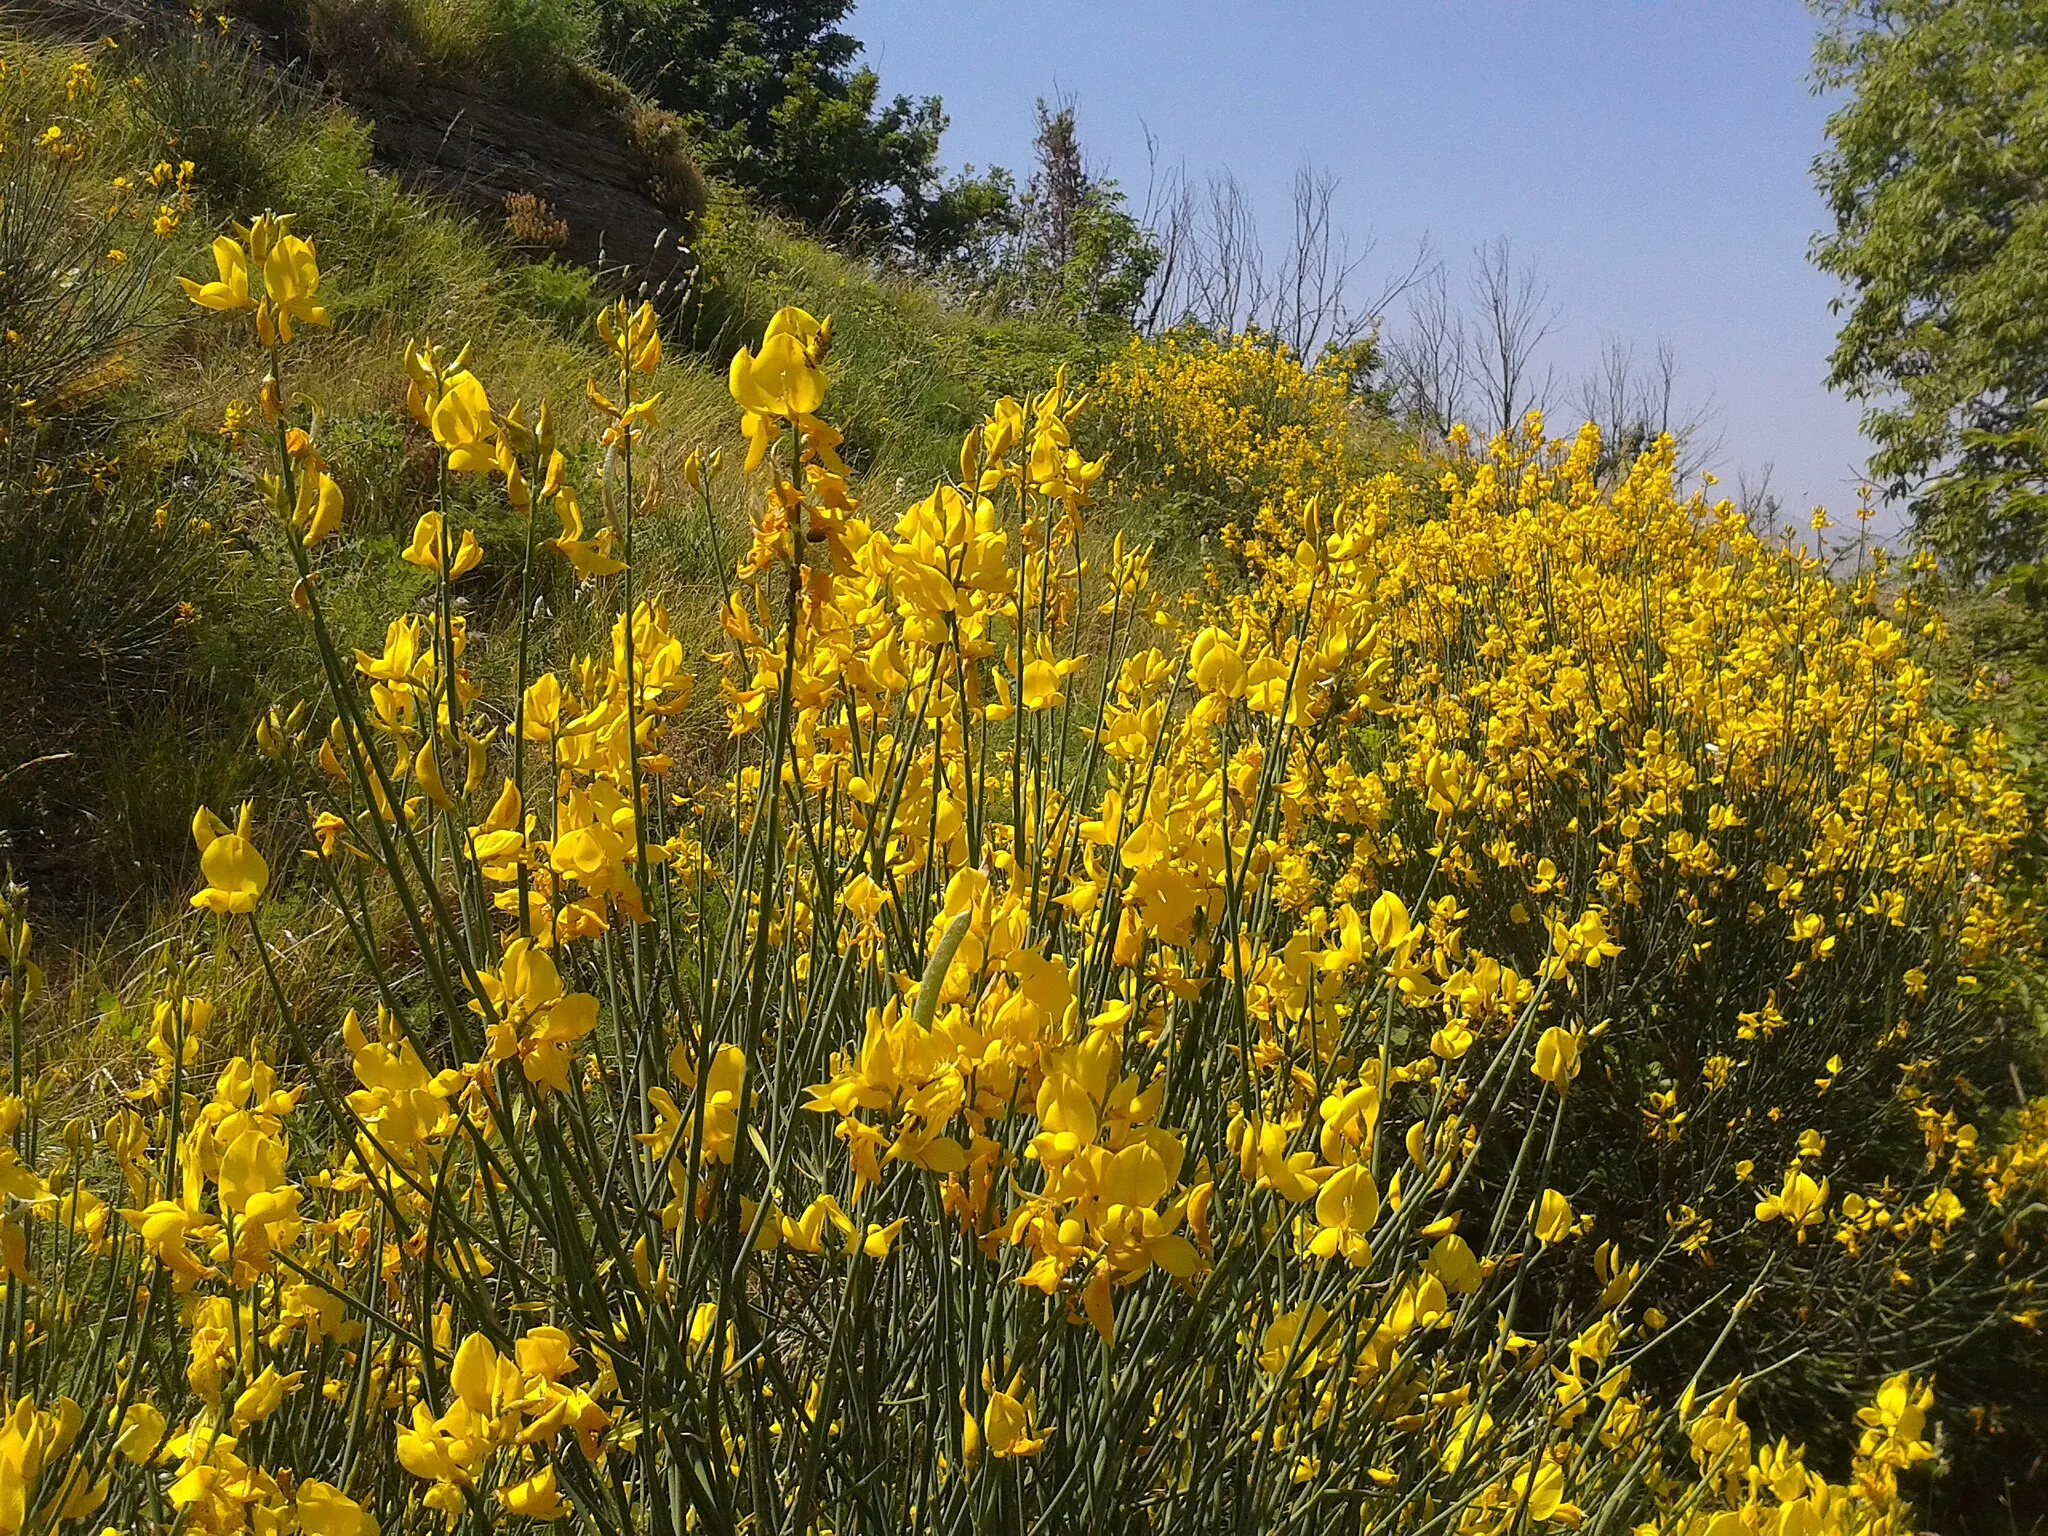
(978, 97, 1159, 329)
(593, 0, 1007, 262)
(1811, 0, 2048, 579)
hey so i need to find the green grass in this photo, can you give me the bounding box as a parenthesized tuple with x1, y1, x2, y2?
(684, 188, 1117, 487)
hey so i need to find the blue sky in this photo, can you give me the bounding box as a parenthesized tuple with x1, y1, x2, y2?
(853, 0, 1874, 525)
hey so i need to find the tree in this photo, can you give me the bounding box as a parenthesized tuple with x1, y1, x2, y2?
(970, 95, 1159, 329)
(1811, 0, 2048, 579)
(1384, 260, 1469, 439)
(1384, 239, 1558, 444)
(1574, 335, 1720, 484)
(1141, 158, 1421, 365)
(593, 0, 1008, 263)
(1466, 236, 1558, 442)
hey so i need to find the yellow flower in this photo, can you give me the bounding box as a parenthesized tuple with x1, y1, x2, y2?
(1531, 1025, 1583, 1093)
(1754, 1168, 1829, 1236)
(1430, 1020, 1474, 1060)
(1189, 626, 1246, 697)
(1307, 1161, 1380, 1265)
(1533, 1188, 1574, 1245)
(229, 1365, 302, 1429)
(1508, 1458, 1582, 1525)
(1426, 1232, 1483, 1293)
(190, 803, 267, 914)
(549, 486, 627, 580)
(298, 469, 343, 546)
(1368, 891, 1411, 951)
(260, 231, 330, 341)
(729, 312, 827, 421)
(430, 370, 497, 473)
(977, 1374, 1048, 1460)
(499, 1464, 568, 1520)
(295, 1481, 379, 1536)
(178, 235, 254, 312)
(1020, 634, 1081, 710)
(475, 940, 601, 1093)
(113, 1401, 167, 1465)
(401, 511, 484, 579)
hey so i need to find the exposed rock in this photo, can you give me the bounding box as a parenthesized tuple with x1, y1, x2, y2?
(346, 78, 693, 286)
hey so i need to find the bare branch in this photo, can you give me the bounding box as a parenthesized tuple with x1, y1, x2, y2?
(1467, 236, 1560, 440)
(1385, 258, 1469, 440)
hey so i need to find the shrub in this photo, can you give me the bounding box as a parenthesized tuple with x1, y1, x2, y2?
(0, 43, 261, 915)
(0, 215, 2018, 1536)
(1087, 325, 1383, 544)
(0, 46, 176, 418)
(129, 22, 298, 216)
(1224, 418, 2048, 1521)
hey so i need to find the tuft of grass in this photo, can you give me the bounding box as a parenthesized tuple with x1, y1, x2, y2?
(687, 188, 1109, 486)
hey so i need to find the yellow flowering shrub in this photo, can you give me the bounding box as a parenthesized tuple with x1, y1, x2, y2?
(0, 218, 2033, 1536)
(1087, 326, 1390, 541)
(1219, 419, 2048, 1479)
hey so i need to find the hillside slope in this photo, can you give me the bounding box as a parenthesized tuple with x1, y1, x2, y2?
(0, 3, 1099, 926)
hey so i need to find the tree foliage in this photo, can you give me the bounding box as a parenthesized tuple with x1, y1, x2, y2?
(1811, 0, 2048, 579)
(593, 0, 1007, 262)
(978, 97, 1159, 328)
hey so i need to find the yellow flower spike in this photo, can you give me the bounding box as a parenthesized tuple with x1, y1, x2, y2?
(178, 235, 254, 312)
(627, 300, 662, 374)
(190, 802, 267, 915)
(597, 297, 662, 372)
(240, 211, 285, 264)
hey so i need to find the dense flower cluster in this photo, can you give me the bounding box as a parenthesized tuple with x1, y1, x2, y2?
(0, 215, 2038, 1536)
(1213, 423, 2048, 1429)
(1088, 326, 1372, 539)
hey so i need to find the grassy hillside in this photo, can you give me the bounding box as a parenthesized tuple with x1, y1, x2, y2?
(0, 9, 1106, 934)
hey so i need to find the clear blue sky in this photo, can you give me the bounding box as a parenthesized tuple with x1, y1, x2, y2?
(854, 0, 1873, 524)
